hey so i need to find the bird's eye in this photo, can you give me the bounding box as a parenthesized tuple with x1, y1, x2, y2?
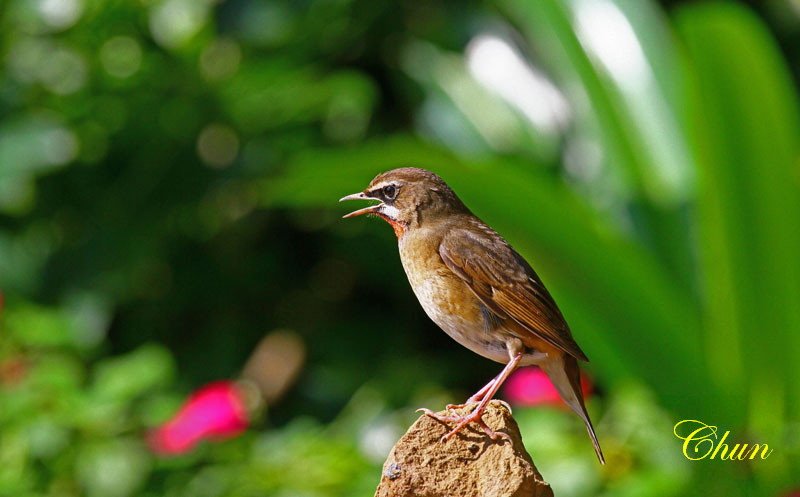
(382, 184, 397, 200)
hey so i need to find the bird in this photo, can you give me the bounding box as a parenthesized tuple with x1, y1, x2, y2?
(340, 167, 604, 464)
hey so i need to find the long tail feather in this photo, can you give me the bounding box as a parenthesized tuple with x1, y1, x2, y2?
(541, 355, 605, 464)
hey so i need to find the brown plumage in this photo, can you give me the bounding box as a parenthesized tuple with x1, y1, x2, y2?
(340, 167, 604, 464)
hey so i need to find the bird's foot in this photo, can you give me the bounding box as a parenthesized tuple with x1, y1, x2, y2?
(417, 406, 510, 443)
(445, 398, 511, 415)
(444, 400, 479, 412)
(444, 388, 493, 411)
(441, 408, 511, 443)
(416, 407, 462, 423)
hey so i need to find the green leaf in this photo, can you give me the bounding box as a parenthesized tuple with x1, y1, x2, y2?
(92, 344, 175, 403)
(499, 0, 702, 294)
(677, 0, 800, 452)
(399, 39, 561, 160)
(76, 439, 151, 497)
(500, 0, 695, 205)
(4, 303, 74, 348)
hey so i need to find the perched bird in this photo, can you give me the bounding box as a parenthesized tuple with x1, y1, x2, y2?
(340, 167, 604, 464)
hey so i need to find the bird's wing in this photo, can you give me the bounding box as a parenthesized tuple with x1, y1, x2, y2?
(439, 224, 589, 361)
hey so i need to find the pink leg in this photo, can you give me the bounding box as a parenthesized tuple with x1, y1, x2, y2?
(445, 375, 498, 410)
(420, 352, 523, 442)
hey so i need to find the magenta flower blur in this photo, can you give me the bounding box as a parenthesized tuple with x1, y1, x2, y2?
(504, 367, 592, 407)
(148, 381, 249, 455)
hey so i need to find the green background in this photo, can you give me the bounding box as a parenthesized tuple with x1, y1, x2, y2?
(1, 0, 798, 495)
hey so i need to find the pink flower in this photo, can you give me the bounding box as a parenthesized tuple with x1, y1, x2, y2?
(148, 381, 249, 455)
(504, 367, 592, 407)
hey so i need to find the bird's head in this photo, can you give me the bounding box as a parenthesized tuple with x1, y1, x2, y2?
(340, 167, 468, 236)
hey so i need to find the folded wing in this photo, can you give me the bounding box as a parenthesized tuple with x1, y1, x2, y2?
(439, 223, 588, 362)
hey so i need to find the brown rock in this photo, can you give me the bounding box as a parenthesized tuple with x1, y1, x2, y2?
(375, 400, 553, 497)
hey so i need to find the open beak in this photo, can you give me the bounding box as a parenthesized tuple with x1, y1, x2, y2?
(339, 191, 383, 219)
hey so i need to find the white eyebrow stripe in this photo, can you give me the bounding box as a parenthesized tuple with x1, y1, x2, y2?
(369, 181, 396, 192)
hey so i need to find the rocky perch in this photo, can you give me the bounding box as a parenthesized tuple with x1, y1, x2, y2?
(374, 400, 553, 497)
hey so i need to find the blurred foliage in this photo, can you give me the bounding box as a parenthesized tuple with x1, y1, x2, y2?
(1, 0, 799, 496)
(0, 304, 375, 496)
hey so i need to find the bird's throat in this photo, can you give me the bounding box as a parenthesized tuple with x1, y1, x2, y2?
(377, 212, 407, 238)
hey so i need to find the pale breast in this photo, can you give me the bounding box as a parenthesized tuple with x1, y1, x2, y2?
(397, 230, 510, 363)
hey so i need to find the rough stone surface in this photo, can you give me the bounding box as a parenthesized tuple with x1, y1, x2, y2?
(374, 401, 553, 497)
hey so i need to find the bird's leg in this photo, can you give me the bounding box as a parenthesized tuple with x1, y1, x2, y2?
(420, 351, 523, 442)
(440, 352, 521, 441)
(445, 374, 499, 411)
(419, 372, 501, 422)
(447, 350, 546, 411)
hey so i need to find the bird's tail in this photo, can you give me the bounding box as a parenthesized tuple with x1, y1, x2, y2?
(541, 354, 605, 464)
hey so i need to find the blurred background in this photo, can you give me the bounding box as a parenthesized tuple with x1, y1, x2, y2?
(1, 0, 799, 495)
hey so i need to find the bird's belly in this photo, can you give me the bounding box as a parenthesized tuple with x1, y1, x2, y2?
(400, 252, 510, 364)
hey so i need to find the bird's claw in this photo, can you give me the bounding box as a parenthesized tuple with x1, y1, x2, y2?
(444, 401, 479, 412)
(416, 407, 459, 423)
(418, 405, 510, 444)
(482, 425, 512, 442)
